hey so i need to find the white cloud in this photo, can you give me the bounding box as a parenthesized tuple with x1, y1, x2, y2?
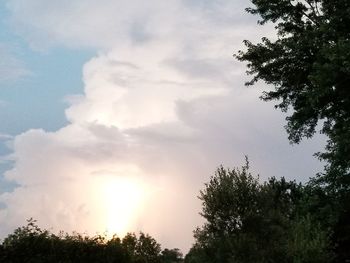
(1, 0, 325, 252)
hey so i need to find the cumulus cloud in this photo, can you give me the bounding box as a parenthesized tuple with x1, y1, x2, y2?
(1, 0, 325, 252)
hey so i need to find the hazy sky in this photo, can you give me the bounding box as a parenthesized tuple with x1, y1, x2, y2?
(0, 0, 325, 252)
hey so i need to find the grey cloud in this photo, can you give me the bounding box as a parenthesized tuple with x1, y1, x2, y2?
(0, 133, 14, 141)
(174, 92, 326, 182)
(125, 122, 197, 144)
(108, 60, 140, 70)
(130, 21, 153, 43)
(164, 58, 244, 86)
(64, 124, 129, 163)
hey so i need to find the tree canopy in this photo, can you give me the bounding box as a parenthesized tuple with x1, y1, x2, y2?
(235, 0, 350, 182)
(235, 2, 350, 260)
(185, 160, 332, 263)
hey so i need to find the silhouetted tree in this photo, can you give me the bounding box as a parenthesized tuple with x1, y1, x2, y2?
(235, 1, 350, 260)
(186, 159, 332, 263)
(0, 219, 177, 263)
(235, 0, 350, 180)
(160, 248, 183, 263)
(135, 232, 162, 263)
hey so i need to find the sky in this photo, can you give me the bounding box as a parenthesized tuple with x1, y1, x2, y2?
(0, 0, 326, 252)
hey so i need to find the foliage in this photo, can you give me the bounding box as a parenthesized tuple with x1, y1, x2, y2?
(235, 0, 350, 180)
(235, 1, 350, 260)
(160, 248, 183, 263)
(0, 218, 183, 263)
(186, 160, 332, 263)
(287, 214, 332, 263)
(122, 232, 162, 263)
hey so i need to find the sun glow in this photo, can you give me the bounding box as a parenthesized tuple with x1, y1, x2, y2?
(96, 173, 147, 237)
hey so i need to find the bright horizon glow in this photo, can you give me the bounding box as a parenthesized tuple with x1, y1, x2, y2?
(96, 173, 147, 237)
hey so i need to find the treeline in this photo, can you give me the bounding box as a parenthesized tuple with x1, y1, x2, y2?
(0, 219, 183, 263)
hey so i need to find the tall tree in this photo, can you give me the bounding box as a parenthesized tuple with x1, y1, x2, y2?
(235, 2, 350, 260)
(235, 0, 350, 183)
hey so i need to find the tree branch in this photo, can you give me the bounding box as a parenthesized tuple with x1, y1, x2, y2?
(305, 0, 319, 19)
(287, 1, 319, 25)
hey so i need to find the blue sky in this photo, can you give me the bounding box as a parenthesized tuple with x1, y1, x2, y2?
(0, 0, 326, 252)
(0, 2, 93, 193)
(0, 3, 93, 136)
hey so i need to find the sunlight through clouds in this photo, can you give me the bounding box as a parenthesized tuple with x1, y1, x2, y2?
(0, 0, 325, 252)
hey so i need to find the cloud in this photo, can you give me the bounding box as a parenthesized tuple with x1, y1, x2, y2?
(5, 0, 273, 51)
(6, 0, 184, 50)
(1, 0, 325, 252)
(0, 43, 30, 82)
(0, 133, 13, 163)
(0, 133, 13, 141)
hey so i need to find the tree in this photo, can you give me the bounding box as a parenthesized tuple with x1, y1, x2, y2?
(122, 232, 162, 263)
(135, 232, 161, 263)
(186, 159, 332, 263)
(160, 248, 183, 263)
(198, 160, 260, 238)
(1, 218, 54, 263)
(122, 233, 138, 261)
(235, 0, 350, 182)
(188, 160, 264, 263)
(287, 214, 332, 263)
(235, 2, 350, 260)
